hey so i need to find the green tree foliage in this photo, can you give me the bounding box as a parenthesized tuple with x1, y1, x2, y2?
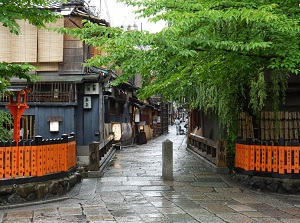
(0, 111, 12, 141)
(0, 0, 59, 140)
(58, 0, 300, 139)
(0, 0, 58, 35)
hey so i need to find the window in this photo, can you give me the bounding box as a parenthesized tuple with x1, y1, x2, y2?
(109, 100, 116, 115)
(27, 82, 76, 102)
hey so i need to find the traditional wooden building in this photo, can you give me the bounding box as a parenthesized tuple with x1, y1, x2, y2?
(188, 74, 300, 179)
(0, 1, 119, 159)
(0, 1, 168, 163)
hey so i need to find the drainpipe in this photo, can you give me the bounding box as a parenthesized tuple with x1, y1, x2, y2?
(99, 74, 105, 141)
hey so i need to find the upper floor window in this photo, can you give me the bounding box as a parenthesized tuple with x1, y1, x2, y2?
(29, 82, 76, 103)
(0, 82, 76, 103)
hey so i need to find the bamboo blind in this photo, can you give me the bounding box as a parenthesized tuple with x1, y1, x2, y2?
(32, 62, 59, 71)
(0, 26, 12, 62)
(11, 20, 37, 63)
(38, 18, 64, 62)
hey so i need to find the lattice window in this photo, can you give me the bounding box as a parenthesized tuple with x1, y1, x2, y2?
(27, 82, 76, 102)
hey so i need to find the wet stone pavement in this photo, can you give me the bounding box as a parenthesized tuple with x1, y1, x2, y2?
(1, 125, 300, 222)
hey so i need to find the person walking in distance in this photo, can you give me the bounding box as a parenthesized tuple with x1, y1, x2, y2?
(175, 117, 180, 135)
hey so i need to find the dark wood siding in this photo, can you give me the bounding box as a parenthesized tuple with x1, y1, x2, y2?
(59, 16, 85, 74)
(76, 93, 100, 146)
(23, 106, 75, 139)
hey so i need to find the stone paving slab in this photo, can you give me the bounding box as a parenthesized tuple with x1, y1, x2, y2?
(241, 211, 270, 218)
(280, 219, 300, 223)
(227, 204, 257, 212)
(247, 203, 276, 210)
(194, 199, 241, 205)
(2, 219, 33, 223)
(201, 203, 236, 213)
(165, 213, 198, 222)
(217, 213, 258, 223)
(259, 208, 298, 218)
(231, 195, 264, 204)
(33, 208, 59, 217)
(252, 217, 286, 223)
(279, 207, 300, 216)
(204, 192, 233, 200)
(4, 210, 33, 218)
(193, 215, 226, 223)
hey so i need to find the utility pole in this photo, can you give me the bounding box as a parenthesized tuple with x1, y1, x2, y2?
(103, 0, 111, 24)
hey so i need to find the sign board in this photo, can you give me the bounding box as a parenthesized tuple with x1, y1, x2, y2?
(112, 122, 122, 141)
(50, 121, 59, 132)
(85, 83, 99, 94)
(83, 96, 92, 109)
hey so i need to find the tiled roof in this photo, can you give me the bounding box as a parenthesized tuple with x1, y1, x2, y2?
(44, 0, 84, 10)
(39, 0, 110, 26)
(45, 1, 62, 9)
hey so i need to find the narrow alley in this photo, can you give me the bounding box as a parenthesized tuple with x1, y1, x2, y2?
(0, 125, 300, 222)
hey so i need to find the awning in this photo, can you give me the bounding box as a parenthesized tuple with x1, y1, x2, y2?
(132, 102, 144, 109)
(10, 74, 101, 84)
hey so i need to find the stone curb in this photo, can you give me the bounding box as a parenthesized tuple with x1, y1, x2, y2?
(0, 180, 82, 210)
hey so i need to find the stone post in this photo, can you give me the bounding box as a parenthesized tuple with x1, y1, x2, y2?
(88, 142, 100, 171)
(162, 139, 173, 180)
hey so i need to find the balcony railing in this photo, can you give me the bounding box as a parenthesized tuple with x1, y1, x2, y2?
(0, 82, 76, 103)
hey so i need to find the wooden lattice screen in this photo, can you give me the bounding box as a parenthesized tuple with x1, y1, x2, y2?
(238, 111, 300, 141)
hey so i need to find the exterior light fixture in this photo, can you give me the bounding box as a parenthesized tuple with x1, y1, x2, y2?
(6, 86, 30, 143)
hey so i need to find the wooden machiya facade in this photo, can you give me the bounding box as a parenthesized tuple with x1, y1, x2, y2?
(188, 74, 300, 177)
(188, 109, 227, 171)
(0, 1, 168, 158)
(0, 2, 110, 151)
(103, 77, 169, 147)
(131, 97, 169, 144)
(235, 75, 300, 177)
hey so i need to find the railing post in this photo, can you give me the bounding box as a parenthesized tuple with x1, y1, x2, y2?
(61, 134, 68, 171)
(89, 142, 99, 171)
(35, 135, 43, 176)
(70, 132, 76, 140)
(69, 134, 76, 168)
(162, 139, 173, 180)
(35, 135, 43, 145)
(4, 141, 12, 178)
(0, 141, 4, 178)
(62, 134, 69, 143)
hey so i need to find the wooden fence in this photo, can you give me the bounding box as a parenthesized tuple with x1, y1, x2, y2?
(235, 141, 300, 174)
(238, 111, 300, 142)
(188, 133, 227, 167)
(0, 134, 76, 179)
(89, 135, 114, 171)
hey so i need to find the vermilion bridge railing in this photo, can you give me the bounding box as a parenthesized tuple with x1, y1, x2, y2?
(0, 134, 76, 179)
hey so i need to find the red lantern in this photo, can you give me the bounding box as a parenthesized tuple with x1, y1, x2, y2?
(5, 86, 30, 143)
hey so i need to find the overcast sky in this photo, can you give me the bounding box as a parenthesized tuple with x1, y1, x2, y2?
(89, 0, 165, 32)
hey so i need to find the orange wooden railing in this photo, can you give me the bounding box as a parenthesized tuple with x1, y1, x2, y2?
(235, 143, 300, 174)
(0, 134, 76, 179)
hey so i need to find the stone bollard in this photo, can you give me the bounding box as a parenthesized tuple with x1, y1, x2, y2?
(162, 139, 173, 180)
